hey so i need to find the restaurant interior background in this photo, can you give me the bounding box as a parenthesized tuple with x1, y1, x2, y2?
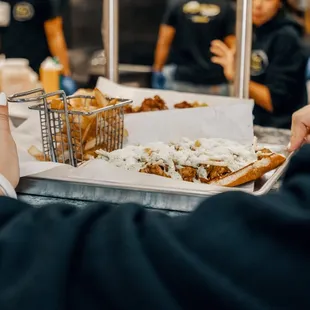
(64, 0, 168, 89)
(63, 0, 309, 91)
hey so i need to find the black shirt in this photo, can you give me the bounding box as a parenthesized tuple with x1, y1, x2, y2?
(1, 145, 310, 309)
(163, 0, 236, 85)
(0, 0, 58, 73)
(251, 12, 307, 129)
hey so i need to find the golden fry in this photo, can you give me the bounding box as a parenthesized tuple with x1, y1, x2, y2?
(28, 145, 49, 162)
(94, 88, 109, 108)
(50, 99, 65, 110)
(31, 88, 129, 163)
(82, 118, 96, 144)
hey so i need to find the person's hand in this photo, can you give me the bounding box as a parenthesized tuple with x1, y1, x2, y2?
(0, 93, 19, 190)
(60, 76, 78, 96)
(210, 40, 235, 82)
(151, 71, 166, 89)
(288, 105, 310, 152)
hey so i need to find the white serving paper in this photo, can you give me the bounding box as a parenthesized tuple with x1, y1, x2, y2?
(11, 113, 65, 177)
(96, 77, 252, 109)
(124, 104, 253, 146)
(67, 103, 255, 193)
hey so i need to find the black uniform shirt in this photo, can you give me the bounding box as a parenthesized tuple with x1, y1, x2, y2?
(0, 0, 58, 73)
(163, 0, 236, 85)
(251, 12, 307, 129)
(0, 145, 310, 309)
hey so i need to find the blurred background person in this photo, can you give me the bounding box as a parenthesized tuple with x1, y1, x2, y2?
(152, 0, 236, 96)
(211, 0, 307, 129)
(0, 0, 77, 95)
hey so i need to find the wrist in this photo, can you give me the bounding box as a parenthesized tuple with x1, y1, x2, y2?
(152, 65, 162, 72)
(62, 71, 71, 77)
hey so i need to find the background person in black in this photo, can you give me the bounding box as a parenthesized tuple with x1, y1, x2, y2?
(0, 93, 310, 309)
(152, 0, 236, 95)
(0, 0, 76, 94)
(211, 0, 307, 129)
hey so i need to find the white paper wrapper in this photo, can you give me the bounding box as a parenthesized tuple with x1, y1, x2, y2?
(67, 159, 253, 194)
(96, 77, 252, 109)
(11, 113, 64, 177)
(124, 104, 254, 146)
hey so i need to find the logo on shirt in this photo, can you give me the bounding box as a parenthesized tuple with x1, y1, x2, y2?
(13, 2, 34, 22)
(251, 50, 269, 76)
(183, 1, 220, 24)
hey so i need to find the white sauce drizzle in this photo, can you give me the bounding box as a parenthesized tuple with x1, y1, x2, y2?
(96, 138, 257, 181)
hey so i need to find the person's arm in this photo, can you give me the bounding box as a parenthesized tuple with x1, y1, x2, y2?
(211, 33, 304, 113)
(224, 35, 236, 49)
(153, 25, 176, 71)
(1, 145, 310, 309)
(153, 3, 178, 71)
(44, 16, 71, 76)
(249, 81, 273, 112)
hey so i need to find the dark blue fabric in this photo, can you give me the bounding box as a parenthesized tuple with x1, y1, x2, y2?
(1, 146, 310, 309)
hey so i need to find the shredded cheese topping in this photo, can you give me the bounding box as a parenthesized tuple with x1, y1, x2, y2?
(96, 138, 257, 181)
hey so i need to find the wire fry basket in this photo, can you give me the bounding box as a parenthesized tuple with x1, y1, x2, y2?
(8, 88, 132, 167)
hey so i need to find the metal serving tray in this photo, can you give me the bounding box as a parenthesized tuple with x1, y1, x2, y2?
(16, 144, 293, 213)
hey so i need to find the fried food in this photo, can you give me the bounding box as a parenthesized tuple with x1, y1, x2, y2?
(28, 88, 129, 163)
(124, 96, 168, 113)
(97, 138, 286, 187)
(140, 95, 168, 112)
(28, 145, 48, 162)
(174, 101, 208, 109)
(140, 164, 170, 178)
(124, 96, 208, 113)
(178, 166, 197, 182)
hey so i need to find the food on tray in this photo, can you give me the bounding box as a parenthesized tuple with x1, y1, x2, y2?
(124, 95, 168, 113)
(27, 88, 129, 163)
(96, 138, 286, 187)
(174, 101, 208, 109)
(28, 145, 48, 162)
(124, 95, 209, 113)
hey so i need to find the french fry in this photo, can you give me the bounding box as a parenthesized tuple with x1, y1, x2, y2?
(85, 138, 97, 151)
(30, 88, 129, 164)
(71, 114, 92, 130)
(94, 88, 109, 108)
(82, 118, 96, 144)
(28, 145, 48, 161)
(69, 97, 83, 109)
(109, 98, 118, 106)
(55, 132, 68, 143)
(74, 88, 95, 97)
(50, 99, 65, 110)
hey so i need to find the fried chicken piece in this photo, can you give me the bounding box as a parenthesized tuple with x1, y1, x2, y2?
(174, 101, 209, 109)
(140, 164, 170, 178)
(199, 165, 231, 183)
(178, 166, 197, 182)
(124, 105, 133, 114)
(208, 165, 231, 180)
(140, 95, 168, 112)
(174, 101, 193, 109)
